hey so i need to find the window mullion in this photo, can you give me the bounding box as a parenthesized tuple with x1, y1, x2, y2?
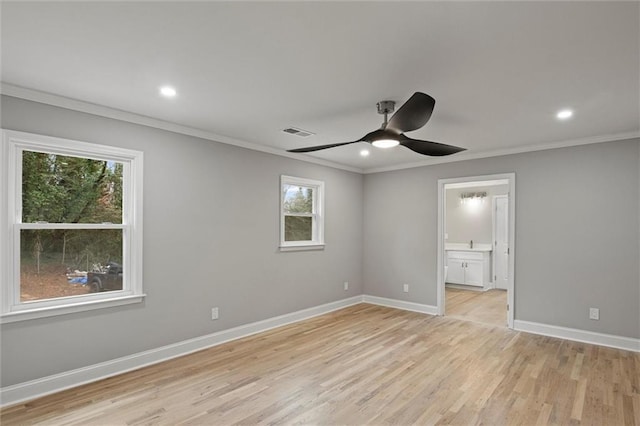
(18, 223, 125, 230)
(284, 212, 313, 218)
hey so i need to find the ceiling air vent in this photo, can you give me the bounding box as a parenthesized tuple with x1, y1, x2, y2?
(282, 127, 314, 137)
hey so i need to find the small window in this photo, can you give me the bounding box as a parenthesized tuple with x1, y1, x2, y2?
(280, 175, 324, 250)
(1, 130, 144, 322)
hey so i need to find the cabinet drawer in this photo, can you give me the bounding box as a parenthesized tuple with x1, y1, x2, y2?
(446, 250, 485, 261)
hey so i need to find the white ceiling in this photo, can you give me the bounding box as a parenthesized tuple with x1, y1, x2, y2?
(1, 2, 638, 172)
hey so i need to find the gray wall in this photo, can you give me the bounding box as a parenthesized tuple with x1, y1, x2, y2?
(446, 185, 509, 244)
(0, 96, 364, 387)
(2, 95, 639, 389)
(364, 139, 640, 339)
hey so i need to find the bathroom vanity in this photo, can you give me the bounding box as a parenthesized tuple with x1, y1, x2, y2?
(445, 244, 492, 289)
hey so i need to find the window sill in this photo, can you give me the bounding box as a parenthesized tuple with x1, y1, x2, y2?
(279, 243, 325, 252)
(0, 294, 146, 324)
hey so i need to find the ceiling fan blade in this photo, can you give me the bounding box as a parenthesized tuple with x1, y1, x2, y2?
(386, 92, 435, 133)
(398, 135, 465, 156)
(287, 139, 362, 153)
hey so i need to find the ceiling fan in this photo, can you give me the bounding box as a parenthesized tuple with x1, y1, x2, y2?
(287, 92, 466, 157)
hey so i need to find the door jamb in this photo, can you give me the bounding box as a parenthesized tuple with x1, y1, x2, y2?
(492, 194, 508, 290)
(437, 173, 516, 329)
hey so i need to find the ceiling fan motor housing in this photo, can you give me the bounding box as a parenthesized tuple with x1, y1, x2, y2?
(377, 100, 395, 115)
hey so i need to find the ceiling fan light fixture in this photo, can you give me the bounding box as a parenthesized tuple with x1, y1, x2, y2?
(370, 128, 401, 148)
(372, 139, 400, 149)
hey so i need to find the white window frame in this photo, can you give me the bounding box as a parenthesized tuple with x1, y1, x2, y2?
(280, 175, 325, 251)
(0, 129, 144, 323)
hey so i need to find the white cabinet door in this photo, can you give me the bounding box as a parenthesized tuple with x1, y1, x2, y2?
(464, 260, 483, 287)
(447, 259, 466, 284)
(446, 250, 490, 288)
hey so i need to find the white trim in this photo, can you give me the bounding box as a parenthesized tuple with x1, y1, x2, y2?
(280, 175, 325, 249)
(437, 183, 445, 315)
(436, 180, 447, 316)
(0, 129, 7, 325)
(18, 223, 125, 230)
(446, 179, 508, 189)
(491, 195, 497, 287)
(1, 129, 144, 320)
(0, 83, 363, 174)
(437, 173, 516, 328)
(0, 295, 145, 324)
(3, 83, 638, 176)
(445, 283, 485, 292)
(4, 295, 636, 407)
(491, 194, 509, 290)
(506, 177, 515, 328)
(365, 132, 640, 174)
(362, 295, 438, 315)
(514, 320, 640, 353)
(279, 244, 325, 252)
(0, 295, 363, 408)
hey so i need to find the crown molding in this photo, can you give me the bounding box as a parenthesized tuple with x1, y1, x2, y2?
(2, 83, 637, 176)
(364, 131, 640, 174)
(0, 83, 363, 174)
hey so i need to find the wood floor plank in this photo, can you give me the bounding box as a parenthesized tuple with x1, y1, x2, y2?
(446, 287, 507, 327)
(2, 303, 638, 425)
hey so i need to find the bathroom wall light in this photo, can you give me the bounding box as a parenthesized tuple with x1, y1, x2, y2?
(460, 191, 487, 205)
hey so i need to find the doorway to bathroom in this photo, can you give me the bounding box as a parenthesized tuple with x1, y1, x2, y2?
(436, 173, 515, 328)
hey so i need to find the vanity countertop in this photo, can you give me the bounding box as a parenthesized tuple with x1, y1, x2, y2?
(445, 243, 493, 252)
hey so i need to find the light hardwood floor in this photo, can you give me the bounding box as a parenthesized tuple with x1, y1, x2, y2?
(2, 304, 639, 425)
(446, 287, 508, 327)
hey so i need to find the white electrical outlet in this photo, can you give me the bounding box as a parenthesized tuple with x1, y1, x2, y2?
(589, 307, 599, 320)
(403, 283, 409, 293)
(211, 307, 219, 320)
(344, 281, 349, 291)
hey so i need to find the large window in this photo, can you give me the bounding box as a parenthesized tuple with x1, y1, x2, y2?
(1, 130, 143, 322)
(280, 175, 324, 250)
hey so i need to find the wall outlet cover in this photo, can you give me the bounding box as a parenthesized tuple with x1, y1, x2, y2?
(589, 307, 599, 320)
(403, 284, 409, 293)
(344, 281, 349, 291)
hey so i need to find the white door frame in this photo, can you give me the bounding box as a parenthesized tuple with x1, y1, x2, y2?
(492, 195, 509, 290)
(437, 173, 516, 328)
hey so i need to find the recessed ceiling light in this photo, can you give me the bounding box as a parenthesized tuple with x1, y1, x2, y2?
(556, 109, 573, 120)
(159, 86, 177, 98)
(360, 149, 370, 157)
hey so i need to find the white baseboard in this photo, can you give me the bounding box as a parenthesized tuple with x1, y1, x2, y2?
(0, 296, 363, 408)
(362, 295, 438, 315)
(6, 296, 635, 408)
(445, 283, 485, 292)
(514, 320, 640, 353)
